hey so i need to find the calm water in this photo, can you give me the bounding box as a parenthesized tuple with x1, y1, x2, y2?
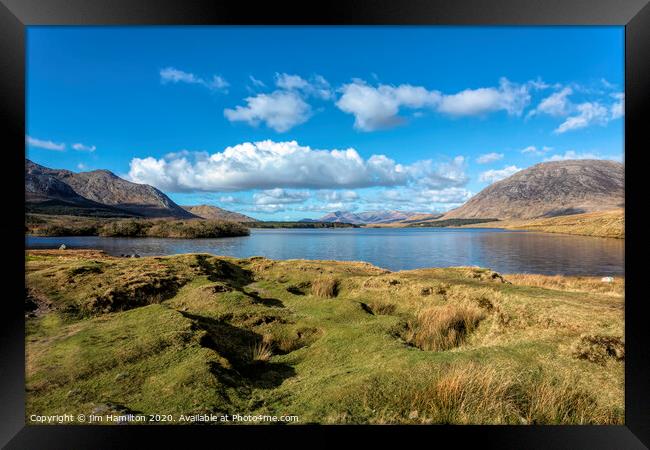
(26, 228, 624, 276)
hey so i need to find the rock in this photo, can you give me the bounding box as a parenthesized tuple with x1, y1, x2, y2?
(601, 276, 614, 283)
(67, 388, 81, 397)
(59, 244, 66, 250)
(91, 404, 110, 415)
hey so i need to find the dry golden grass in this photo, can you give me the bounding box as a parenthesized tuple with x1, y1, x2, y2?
(311, 276, 339, 298)
(510, 209, 624, 239)
(506, 273, 624, 296)
(402, 305, 485, 351)
(461, 209, 624, 239)
(250, 335, 274, 362)
(358, 361, 622, 424)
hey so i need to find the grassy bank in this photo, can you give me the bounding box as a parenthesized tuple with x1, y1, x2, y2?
(27, 215, 249, 238)
(25, 250, 623, 424)
(455, 209, 624, 239)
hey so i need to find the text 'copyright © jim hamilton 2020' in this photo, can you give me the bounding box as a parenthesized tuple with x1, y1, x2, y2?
(29, 413, 300, 424)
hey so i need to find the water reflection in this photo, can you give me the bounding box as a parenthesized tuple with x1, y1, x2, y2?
(26, 228, 624, 276)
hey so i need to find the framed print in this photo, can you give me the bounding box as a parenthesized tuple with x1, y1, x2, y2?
(1, 0, 649, 448)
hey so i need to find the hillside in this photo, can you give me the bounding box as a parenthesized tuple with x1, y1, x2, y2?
(318, 210, 434, 225)
(464, 209, 624, 239)
(26, 159, 194, 219)
(26, 250, 624, 424)
(444, 160, 624, 220)
(182, 204, 258, 222)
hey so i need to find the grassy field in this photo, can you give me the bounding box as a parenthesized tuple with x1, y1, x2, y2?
(25, 250, 624, 424)
(456, 209, 624, 239)
(26, 215, 249, 238)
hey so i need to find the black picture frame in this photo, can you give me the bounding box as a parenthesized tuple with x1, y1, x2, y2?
(1, 0, 648, 448)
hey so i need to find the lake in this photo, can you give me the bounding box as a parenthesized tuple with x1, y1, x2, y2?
(25, 228, 624, 276)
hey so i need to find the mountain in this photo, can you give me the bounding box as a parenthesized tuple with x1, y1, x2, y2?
(26, 159, 194, 218)
(317, 210, 431, 225)
(444, 159, 624, 220)
(181, 205, 258, 222)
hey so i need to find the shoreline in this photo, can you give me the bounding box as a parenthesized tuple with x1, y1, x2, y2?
(25, 248, 625, 279)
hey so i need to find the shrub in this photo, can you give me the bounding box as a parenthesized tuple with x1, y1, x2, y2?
(36, 223, 100, 236)
(146, 220, 249, 238)
(402, 305, 484, 351)
(571, 334, 624, 364)
(99, 219, 148, 237)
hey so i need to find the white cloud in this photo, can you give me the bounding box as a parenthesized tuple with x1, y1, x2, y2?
(127, 140, 468, 193)
(224, 91, 311, 132)
(383, 186, 472, 205)
(527, 84, 623, 133)
(316, 190, 359, 202)
(418, 156, 468, 188)
(249, 75, 266, 88)
(554, 102, 609, 134)
(77, 163, 87, 170)
(544, 150, 614, 161)
(208, 75, 229, 91)
(601, 78, 617, 90)
(253, 188, 310, 205)
(521, 145, 552, 156)
(438, 78, 530, 117)
(336, 77, 531, 131)
(528, 87, 573, 117)
(275, 73, 333, 100)
(476, 152, 504, 164)
(610, 93, 624, 119)
(160, 67, 229, 93)
(479, 165, 522, 184)
(275, 73, 310, 91)
(26, 136, 65, 151)
(335, 80, 441, 131)
(72, 142, 96, 152)
(219, 195, 239, 203)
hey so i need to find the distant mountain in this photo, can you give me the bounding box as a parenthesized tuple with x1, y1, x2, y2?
(181, 205, 258, 222)
(26, 159, 194, 218)
(317, 210, 432, 225)
(444, 159, 624, 220)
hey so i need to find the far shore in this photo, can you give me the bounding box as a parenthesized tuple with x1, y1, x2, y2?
(363, 209, 624, 239)
(26, 208, 624, 239)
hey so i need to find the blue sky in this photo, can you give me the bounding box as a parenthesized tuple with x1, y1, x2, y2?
(26, 26, 624, 220)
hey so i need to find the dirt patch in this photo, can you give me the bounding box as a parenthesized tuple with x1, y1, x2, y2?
(25, 288, 53, 317)
(360, 301, 396, 316)
(202, 282, 233, 294)
(286, 281, 311, 296)
(87, 273, 184, 314)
